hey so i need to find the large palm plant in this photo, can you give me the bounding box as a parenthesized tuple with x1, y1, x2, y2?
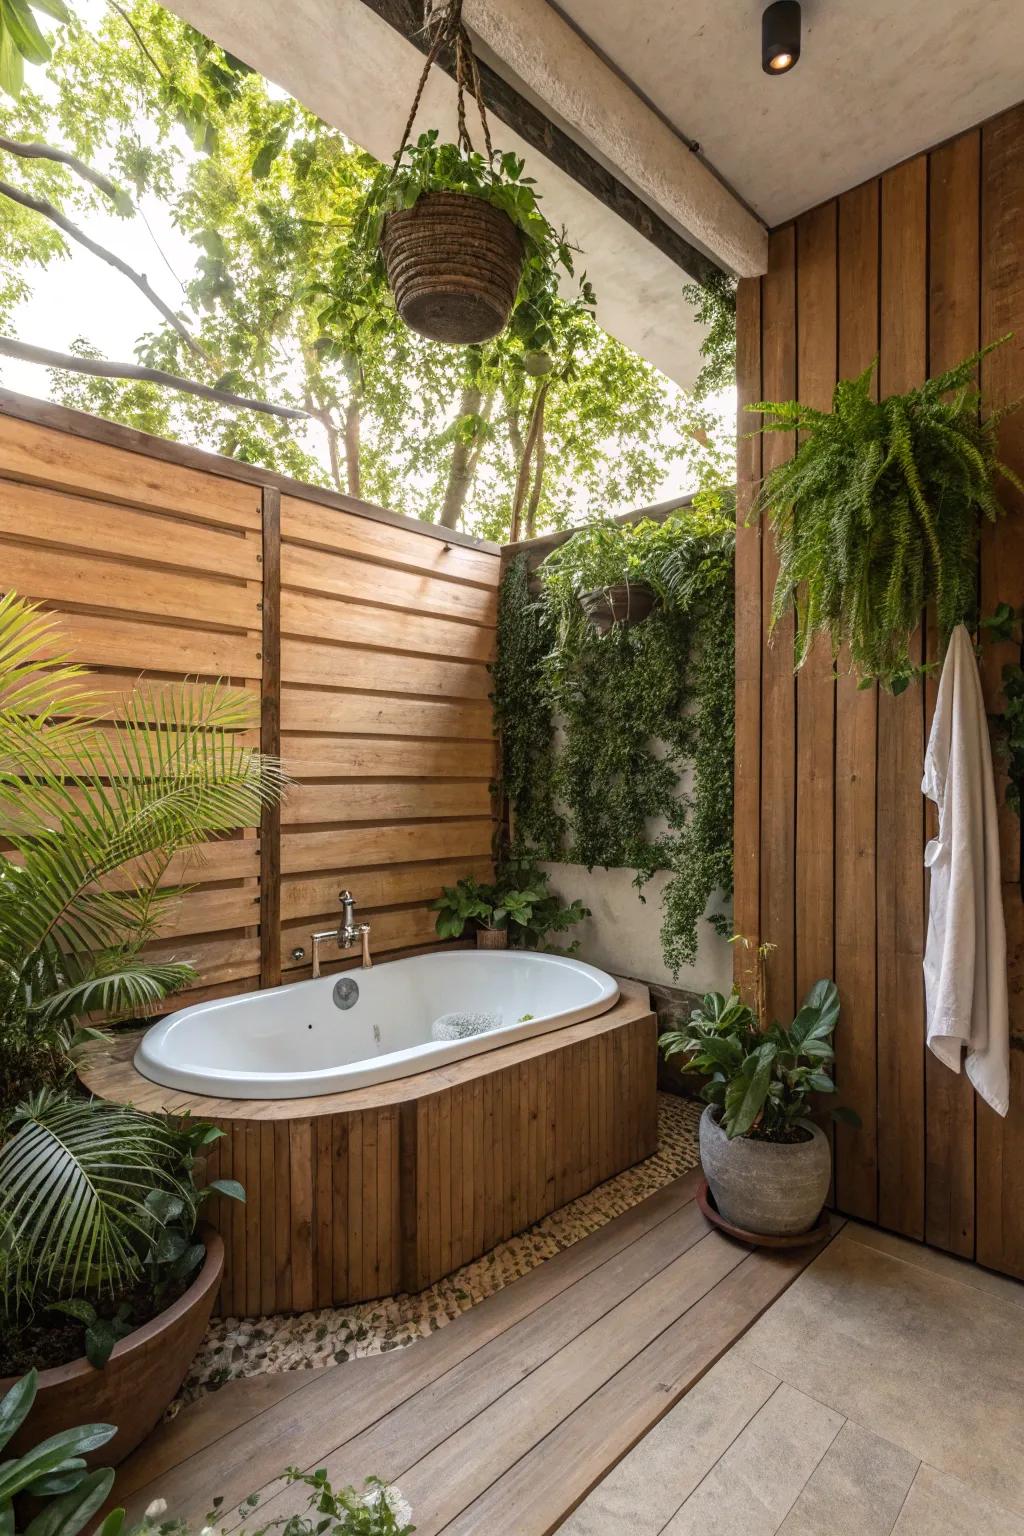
(0, 591, 286, 1103)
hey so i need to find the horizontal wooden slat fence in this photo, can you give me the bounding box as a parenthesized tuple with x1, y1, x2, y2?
(0, 392, 502, 1007)
(734, 101, 1024, 1282)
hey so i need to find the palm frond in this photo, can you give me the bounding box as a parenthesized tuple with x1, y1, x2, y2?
(0, 1091, 196, 1312)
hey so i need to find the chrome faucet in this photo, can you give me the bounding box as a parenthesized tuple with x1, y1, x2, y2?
(311, 889, 372, 977)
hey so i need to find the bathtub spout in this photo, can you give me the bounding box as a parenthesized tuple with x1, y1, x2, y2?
(309, 891, 372, 977)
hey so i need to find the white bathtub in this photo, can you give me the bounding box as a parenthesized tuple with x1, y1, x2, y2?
(135, 950, 619, 1100)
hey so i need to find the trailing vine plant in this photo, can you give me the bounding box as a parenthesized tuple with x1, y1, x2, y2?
(682, 271, 737, 402)
(494, 497, 735, 974)
(980, 602, 1024, 820)
(750, 339, 1024, 691)
(492, 555, 563, 855)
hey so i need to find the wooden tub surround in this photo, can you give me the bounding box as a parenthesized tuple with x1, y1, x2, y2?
(80, 980, 658, 1317)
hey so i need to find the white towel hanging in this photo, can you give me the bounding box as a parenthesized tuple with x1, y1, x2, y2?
(922, 624, 1010, 1116)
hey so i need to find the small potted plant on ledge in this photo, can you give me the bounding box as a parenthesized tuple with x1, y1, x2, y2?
(659, 949, 857, 1238)
(432, 858, 588, 952)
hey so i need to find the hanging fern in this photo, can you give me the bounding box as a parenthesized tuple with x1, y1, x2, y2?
(750, 339, 1024, 690)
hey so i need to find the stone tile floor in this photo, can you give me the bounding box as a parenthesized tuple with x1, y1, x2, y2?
(564, 1218, 1024, 1536)
(177, 1090, 701, 1409)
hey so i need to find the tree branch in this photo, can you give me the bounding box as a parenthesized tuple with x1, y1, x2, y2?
(0, 178, 213, 367)
(107, 0, 167, 80)
(0, 136, 127, 207)
(0, 335, 308, 422)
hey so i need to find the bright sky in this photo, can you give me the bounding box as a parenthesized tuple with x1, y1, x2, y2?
(1, 0, 733, 513)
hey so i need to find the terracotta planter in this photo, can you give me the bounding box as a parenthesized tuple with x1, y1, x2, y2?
(475, 927, 508, 950)
(381, 191, 524, 344)
(0, 1228, 223, 1467)
(699, 1105, 830, 1236)
(579, 582, 656, 635)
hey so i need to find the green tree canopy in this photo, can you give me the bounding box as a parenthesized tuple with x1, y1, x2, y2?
(0, 0, 731, 538)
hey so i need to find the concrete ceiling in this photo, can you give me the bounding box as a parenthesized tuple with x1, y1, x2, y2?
(552, 0, 1024, 225)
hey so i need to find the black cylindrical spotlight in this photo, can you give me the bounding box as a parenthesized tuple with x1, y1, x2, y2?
(762, 0, 801, 74)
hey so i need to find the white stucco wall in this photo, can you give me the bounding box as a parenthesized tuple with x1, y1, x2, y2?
(542, 861, 732, 994)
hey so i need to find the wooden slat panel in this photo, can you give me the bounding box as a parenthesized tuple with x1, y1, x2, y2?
(925, 128, 981, 1259)
(282, 736, 495, 780)
(281, 589, 494, 664)
(146, 935, 260, 987)
(281, 495, 500, 587)
(759, 224, 798, 1022)
(876, 155, 927, 1242)
(281, 820, 493, 876)
(281, 637, 489, 700)
(283, 781, 493, 825)
(1, 541, 259, 630)
(0, 483, 261, 577)
(733, 276, 762, 999)
(794, 202, 837, 1002)
(35, 611, 261, 678)
(281, 543, 497, 626)
(281, 687, 493, 741)
(281, 860, 493, 922)
(834, 179, 881, 1224)
(153, 886, 261, 938)
(0, 415, 261, 528)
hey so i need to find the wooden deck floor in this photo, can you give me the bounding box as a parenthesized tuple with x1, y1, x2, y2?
(114, 1169, 835, 1534)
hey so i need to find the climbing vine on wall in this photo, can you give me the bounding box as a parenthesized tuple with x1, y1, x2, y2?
(494, 498, 735, 975)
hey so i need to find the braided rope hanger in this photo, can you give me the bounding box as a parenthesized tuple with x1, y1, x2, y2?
(393, 0, 495, 166)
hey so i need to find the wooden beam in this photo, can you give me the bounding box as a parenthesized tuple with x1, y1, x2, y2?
(356, 0, 724, 286)
(260, 486, 283, 990)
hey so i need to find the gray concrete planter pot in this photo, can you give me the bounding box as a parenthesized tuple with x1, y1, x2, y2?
(699, 1105, 830, 1236)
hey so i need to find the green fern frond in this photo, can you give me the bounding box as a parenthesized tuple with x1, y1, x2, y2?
(747, 339, 1021, 688)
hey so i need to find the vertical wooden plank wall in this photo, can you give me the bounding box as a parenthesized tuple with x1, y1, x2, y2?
(0, 399, 502, 1003)
(734, 103, 1024, 1279)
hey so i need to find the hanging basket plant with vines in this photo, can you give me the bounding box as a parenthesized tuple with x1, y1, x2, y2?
(750, 338, 1024, 692)
(494, 495, 736, 976)
(347, 0, 594, 348)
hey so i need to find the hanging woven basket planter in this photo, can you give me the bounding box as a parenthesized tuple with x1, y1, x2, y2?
(579, 582, 657, 634)
(381, 190, 524, 344)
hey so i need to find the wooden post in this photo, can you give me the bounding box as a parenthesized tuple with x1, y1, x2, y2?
(260, 486, 282, 989)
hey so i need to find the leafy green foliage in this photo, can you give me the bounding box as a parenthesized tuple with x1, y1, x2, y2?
(491, 556, 562, 854)
(495, 499, 735, 974)
(0, 1091, 243, 1336)
(349, 131, 595, 357)
(431, 858, 588, 952)
(980, 602, 1024, 817)
(0, 1370, 117, 1536)
(0, 0, 69, 98)
(0, 592, 286, 1104)
(0, 1375, 411, 1536)
(0, 3, 729, 539)
(659, 981, 855, 1140)
(681, 270, 736, 402)
(750, 341, 1024, 690)
(111, 1470, 414, 1536)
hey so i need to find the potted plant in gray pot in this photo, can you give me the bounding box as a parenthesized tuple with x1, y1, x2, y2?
(659, 963, 857, 1237)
